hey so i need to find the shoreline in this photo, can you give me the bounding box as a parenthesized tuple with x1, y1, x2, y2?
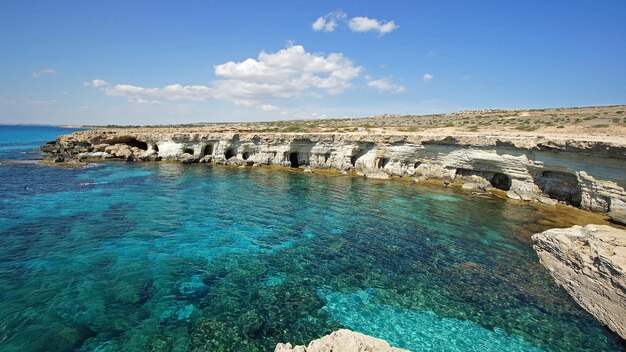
(40, 123, 626, 225)
(34, 156, 624, 233)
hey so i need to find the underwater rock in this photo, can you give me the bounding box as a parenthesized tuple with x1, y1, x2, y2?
(532, 224, 626, 340)
(275, 329, 408, 352)
(462, 182, 488, 191)
(177, 275, 208, 299)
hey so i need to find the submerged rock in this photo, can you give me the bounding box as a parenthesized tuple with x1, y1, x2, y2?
(177, 275, 208, 299)
(275, 329, 408, 352)
(462, 182, 488, 191)
(532, 225, 626, 340)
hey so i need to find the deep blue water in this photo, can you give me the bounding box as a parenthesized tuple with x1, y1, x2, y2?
(0, 126, 623, 351)
(0, 125, 82, 161)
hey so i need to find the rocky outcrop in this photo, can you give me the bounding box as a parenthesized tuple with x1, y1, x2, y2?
(532, 225, 626, 340)
(41, 129, 626, 217)
(275, 329, 408, 352)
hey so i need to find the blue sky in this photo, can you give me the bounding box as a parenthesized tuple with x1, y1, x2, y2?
(1, 0, 625, 125)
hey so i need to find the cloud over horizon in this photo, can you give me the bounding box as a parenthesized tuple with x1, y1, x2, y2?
(366, 76, 406, 93)
(87, 45, 362, 111)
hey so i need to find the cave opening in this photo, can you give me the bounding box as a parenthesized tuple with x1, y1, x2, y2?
(225, 149, 236, 159)
(378, 158, 390, 169)
(349, 146, 373, 167)
(289, 152, 299, 168)
(123, 139, 148, 150)
(152, 144, 159, 152)
(182, 148, 194, 155)
(324, 153, 331, 163)
(490, 172, 512, 191)
(535, 171, 582, 206)
(350, 155, 358, 167)
(242, 152, 250, 160)
(202, 144, 213, 156)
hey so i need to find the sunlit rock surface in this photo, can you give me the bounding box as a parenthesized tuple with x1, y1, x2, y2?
(532, 224, 626, 340)
(275, 329, 408, 352)
(42, 129, 626, 216)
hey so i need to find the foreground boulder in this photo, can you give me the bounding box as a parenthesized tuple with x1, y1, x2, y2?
(275, 329, 408, 352)
(532, 225, 626, 340)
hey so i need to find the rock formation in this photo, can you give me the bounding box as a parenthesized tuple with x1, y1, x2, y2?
(275, 329, 408, 352)
(41, 129, 626, 219)
(532, 225, 626, 340)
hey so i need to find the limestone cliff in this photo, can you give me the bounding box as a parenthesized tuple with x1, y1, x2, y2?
(275, 329, 408, 352)
(42, 129, 626, 220)
(532, 225, 626, 340)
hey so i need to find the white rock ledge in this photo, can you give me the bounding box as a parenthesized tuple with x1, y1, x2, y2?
(532, 224, 626, 340)
(41, 130, 626, 220)
(275, 329, 408, 352)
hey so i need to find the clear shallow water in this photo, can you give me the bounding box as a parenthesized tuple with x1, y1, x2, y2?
(0, 126, 624, 351)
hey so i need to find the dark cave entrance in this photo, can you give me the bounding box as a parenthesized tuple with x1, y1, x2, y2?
(182, 148, 194, 155)
(490, 172, 512, 191)
(122, 138, 148, 150)
(225, 149, 236, 159)
(202, 144, 213, 156)
(535, 171, 582, 206)
(289, 152, 299, 168)
(242, 152, 251, 160)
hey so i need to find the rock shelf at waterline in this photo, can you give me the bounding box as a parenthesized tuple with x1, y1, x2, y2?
(42, 127, 626, 223)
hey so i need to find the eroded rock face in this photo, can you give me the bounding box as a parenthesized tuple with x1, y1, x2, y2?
(41, 129, 626, 216)
(532, 225, 626, 340)
(275, 329, 408, 352)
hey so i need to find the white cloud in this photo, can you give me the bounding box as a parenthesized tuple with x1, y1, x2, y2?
(130, 97, 162, 105)
(87, 45, 361, 112)
(348, 17, 398, 35)
(91, 79, 109, 88)
(312, 10, 347, 32)
(260, 104, 279, 112)
(102, 83, 212, 102)
(312, 11, 398, 36)
(32, 68, 57, 78)
(423, 73, 434, 82)
(213, 45, 361, 103)
(366, 76, 406, 93)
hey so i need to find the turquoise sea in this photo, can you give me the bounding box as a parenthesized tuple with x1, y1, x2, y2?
(0, 125, 623, 351)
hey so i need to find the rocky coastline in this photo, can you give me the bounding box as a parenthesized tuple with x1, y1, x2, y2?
(41, 128, 626, 222)
(532, 225, 626, 340)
